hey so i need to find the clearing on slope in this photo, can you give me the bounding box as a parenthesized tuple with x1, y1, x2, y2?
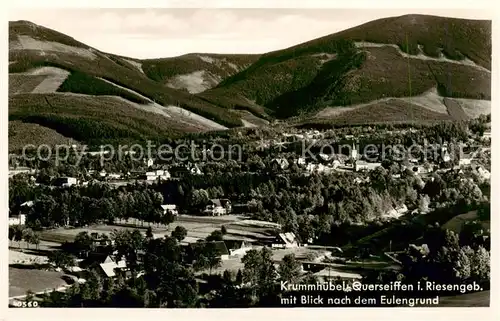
(316, 87, 490, 123)
(10, 35, 96, 60)
(166, 70, 220, 94)
(9, 67, 70, 94)
(165, 106, 228, 131)
(142, 53, 259, 93)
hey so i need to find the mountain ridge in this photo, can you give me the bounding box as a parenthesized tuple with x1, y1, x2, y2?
(8, 15, 491, 149)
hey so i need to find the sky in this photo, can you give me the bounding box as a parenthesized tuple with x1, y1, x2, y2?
(9, 8, 491, 59)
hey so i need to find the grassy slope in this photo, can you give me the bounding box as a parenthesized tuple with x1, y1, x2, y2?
(201, 14, 491, 119)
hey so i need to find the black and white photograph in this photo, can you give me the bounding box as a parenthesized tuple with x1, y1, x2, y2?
(6, 2, 495, 315)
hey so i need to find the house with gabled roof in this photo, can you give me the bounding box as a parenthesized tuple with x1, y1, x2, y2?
(203, 199, 231, 216)
(459, 153, 474, 166)
(99, 256, 128, 278)
(271, 158, 289, 170)
(161, 204, 178, 216)
(224, 239, 253, 257)
(186, 240, 231, 262)
(272, 232, 299, 248)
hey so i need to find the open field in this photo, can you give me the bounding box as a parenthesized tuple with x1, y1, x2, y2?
(39, 214, 275, 245)
(442, 210, 490, 234)
(9, 248, 49, 265)
(9, 266, 66, 298)
(316, 87, 464, 119)
(39, 224, 161, 243)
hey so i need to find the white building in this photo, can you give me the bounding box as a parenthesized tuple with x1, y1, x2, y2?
(161, 204, 178, 216)
(144, 170, 171, 181)
(54, 177, 77, 187)
(355, 161, 381, 172)
(9, 214, 26, 226)
(441, 145, 451, 163)
(272, 158, 289, 170)
(476, 166, 490, 180)
(351, 147, 358, 160)
(306, 163, 332, 174)
(272, 232, 299, 248)
(225, 240, 253, 257)
(144, 158, 154, 168)
(295, 157, 307, 166)
(459, 153, 473, 166)
(189, 164, 202, 175)
(8, 167, 35, 178)
(203, 199, 231, 216)
(383, 204, 408, 220)
(107, 173, 122, 180)
(99, 256, 128, 278)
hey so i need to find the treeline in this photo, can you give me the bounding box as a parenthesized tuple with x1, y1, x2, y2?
(11, 179, 174, 229)
(296, 116, 489, 144)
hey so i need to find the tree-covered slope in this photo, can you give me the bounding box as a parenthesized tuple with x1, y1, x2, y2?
(9, 21, 244, 128)
(200, 14, 491, 118)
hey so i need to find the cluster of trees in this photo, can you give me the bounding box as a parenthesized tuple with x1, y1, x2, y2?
(400, 226, 490, 288)
(299, 115, 489, 146)
(10, 178, 175, 229)
(57, 71, 151, 104)
(9, 146, 489, 250)
(8, 225, 40, 250)
(171, 163, 486, 245)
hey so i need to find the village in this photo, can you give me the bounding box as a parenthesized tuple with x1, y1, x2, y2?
(8, 121, 491, 307)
